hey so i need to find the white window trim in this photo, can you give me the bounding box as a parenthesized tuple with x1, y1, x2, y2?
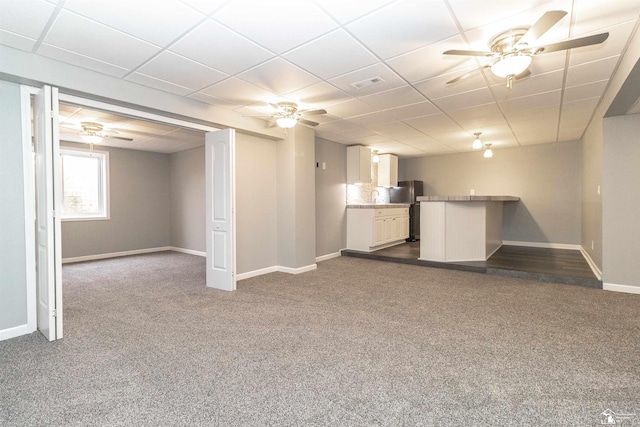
(60, 147, 110, 222)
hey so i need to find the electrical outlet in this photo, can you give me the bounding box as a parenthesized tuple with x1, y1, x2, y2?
(322, 162, 326, 170)
(591, 240, 594, 250)
(597, 185, 601, 195)
(470, 189, 475, 195)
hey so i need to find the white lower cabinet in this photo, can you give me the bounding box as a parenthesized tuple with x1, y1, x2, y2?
(347, 207, 409, 252)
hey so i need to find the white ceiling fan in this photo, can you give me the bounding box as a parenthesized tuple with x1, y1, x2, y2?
(443, 10, 609, 88)
(248, 102, 328, 129)
(62, 121, 134, 144)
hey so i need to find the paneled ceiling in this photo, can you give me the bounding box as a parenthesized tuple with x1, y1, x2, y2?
(2, 0, 639, 156)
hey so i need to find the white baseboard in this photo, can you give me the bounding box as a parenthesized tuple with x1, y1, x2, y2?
(277, 264, 318, 275)
(316, 251, 342, 262)
(170, 247, 206, 257)
(502, 240, 581, 250)
(0, 323, 36, 342)
(236, 266, 279, 281)
(603, 283, 640, 294)
(580, 246, 602, 280)
(236, 263, 318, 281)
(62, 246, 172, 264)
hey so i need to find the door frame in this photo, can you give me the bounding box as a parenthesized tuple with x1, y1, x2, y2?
(30, 91, 234, 340)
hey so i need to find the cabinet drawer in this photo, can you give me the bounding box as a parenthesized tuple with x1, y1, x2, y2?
(375, 207, 408, 217)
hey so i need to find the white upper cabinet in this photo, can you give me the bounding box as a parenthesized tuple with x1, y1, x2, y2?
(377, 153, 398, 187)
(347, 145, 372, 184)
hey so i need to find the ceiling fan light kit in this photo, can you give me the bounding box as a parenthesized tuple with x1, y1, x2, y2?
(247, 101, 328, 130)
(472, 132, 483, 150)
(444, 10, 609, 88)
(275, 116, 297, 129)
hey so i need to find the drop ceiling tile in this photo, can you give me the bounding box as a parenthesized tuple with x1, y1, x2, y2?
(447, 103, 506, 129)
(0, 30, 37, 51)
(346, 0, 458, 59)
(316, 119, 361, 134)
(563, 80, 608, 103)
(569, 22, 634, 67)
(349, 134, 395, 145)
(64, 0, 204, 47)
(560, 97, 600, 128)
(499, 90, 561, 113)
(360, 85, 426, 110)
(284, 29, 378, 80)
(390, 145, 429, 158)
(326, 98, 378, 119)
(386, 35, 474, 83)
(370, 121, 424, 139)
(368, 141, 411, 153)
(237, 58, 320, 95)
(136, 51, 227, 90)
(284, 82, 353, 107)
(180, 0, 228, 15)
(388, 101, 440, 120)
(0, 0, 55, 39)
(557, 126, 585, 142)
(328, 127, 379, 141)
(328, 63, 406, 97)
(202, 77, 275, 105)
(447, 0, 550, 32)
(413, 66, 487, 100)
(170, 19, 273, 75)
(213, 0, 337, 54)
(506, 105, 560, 129)
(404, 113, 463, 135)
(406, 140, 456, 155)
(346, 111, 397, 127)
(126, 72, 194, 96)
(572, 0, 640, 34)
(490, 70, 564, 101)
(316, 0, 396, 24)
(432, 87, 495, 112)
(37, 43, 131, 77)
(188, 92, 242, 109)
(428, 130, 478, 150)
(566, 55, 620, 88)
(43, 10, 161, 69)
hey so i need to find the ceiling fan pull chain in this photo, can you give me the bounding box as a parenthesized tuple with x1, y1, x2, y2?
(506, 74, 514, 89)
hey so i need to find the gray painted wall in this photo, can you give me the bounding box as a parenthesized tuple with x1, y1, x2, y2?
(61, 142, 171, 258)
(277, 126, 316, 269)
(399, 141, 582, 245)
(169, 146, 205, 253)
(235, 133, 278, 274)
(603, 114, 640, 287)
(315, 137, 346, 257)
(0, 80, 28, 330)
(167, 133, 280, 275)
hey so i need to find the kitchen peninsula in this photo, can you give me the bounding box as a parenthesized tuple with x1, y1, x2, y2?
(418, 196, 520, 262)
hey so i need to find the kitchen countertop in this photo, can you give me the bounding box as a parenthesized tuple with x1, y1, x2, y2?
(417, 196, 520, 202)
(347, 203, 410, 208)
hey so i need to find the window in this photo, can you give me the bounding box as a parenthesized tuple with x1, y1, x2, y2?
(61, 148, 109, 220)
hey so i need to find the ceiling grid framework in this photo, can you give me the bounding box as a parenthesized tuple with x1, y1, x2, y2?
(1, 0, 638, 156)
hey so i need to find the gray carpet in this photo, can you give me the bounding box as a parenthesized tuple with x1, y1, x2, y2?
(1, 252, 639, 426)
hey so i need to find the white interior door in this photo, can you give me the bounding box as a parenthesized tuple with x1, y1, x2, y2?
(34, 85, 62, 341)
(205, 128, 236, 291)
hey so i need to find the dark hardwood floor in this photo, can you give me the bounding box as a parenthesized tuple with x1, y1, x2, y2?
(342, 242, 601, 288)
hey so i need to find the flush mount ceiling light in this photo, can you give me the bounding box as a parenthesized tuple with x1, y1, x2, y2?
(275, 116, 297, 129)
(484, 143, 494, 158)
(472, 132, 483, 150)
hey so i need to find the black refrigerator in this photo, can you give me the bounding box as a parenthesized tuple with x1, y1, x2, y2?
(389, 180, 424, 242)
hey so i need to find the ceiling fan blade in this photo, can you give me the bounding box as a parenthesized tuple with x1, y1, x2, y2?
(517, 10, 567, 46)
(446, 64, 491, 84)
(515, 68, 531, 80)
(535, 32, 609, 54)
(443, 49, 493, 57)
(298, 118, 319, 127)
(298, 108, 327, 116)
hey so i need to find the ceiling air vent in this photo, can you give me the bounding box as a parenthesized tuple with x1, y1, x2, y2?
(350, 76, 385, 89)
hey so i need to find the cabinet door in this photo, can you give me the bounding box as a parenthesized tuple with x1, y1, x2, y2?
(384, 218, 394, 242)
(373, 218, 385, 245)
(400, 215, 410, 239)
